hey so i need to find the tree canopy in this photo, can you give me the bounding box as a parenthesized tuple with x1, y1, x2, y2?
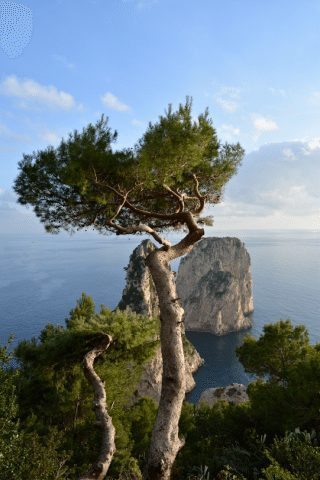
(12, 98, 244, 479)
(14, 98, 243, 238)
(236, 320, 310, 382)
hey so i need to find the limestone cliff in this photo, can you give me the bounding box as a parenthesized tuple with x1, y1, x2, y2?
(133, 343, 203, 403)
(176, 237, 254, 335)
(118, 240, 203, 401)
(118, 239, 159, 318)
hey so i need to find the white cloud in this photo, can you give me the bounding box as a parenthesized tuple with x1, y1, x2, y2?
(0, 188, 44, 234)
(215, 86, 240, 113)
(252, 115, 278, 133)
(219, 124, 240, 140)
(259, 185, 315, 213)
(131, 118, 145, 127)
(0, 122, 30, 142)
(40, 131, 60, 144)
(213, 141, 320, 227)
(306, 137, 320, 151)
(52, 54, 75, 70)
(309, 91, 320, 106)
(282, 147, 296, 160)
(0, 187, 17, 204)
(0, 75, 79, 110)
(268, 87, 287, 97)
(122, 0, 158, 8)
(101, 92, 130, 112)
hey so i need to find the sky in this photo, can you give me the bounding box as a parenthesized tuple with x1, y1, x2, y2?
(1, 0, 320, 232)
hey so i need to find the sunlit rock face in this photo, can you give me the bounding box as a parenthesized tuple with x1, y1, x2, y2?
(176, 237, 254, 335)
(198, 383, 249, 406)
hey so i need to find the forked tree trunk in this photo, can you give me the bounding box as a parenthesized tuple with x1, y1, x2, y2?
(79, 334, 116, 480)
(144, 228, 204, 480)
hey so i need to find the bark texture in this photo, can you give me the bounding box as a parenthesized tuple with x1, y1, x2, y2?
(79, 334, 116, 480)
(144, 227, 204, 480)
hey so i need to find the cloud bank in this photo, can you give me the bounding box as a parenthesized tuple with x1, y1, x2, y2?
(213, 140, 320, 229)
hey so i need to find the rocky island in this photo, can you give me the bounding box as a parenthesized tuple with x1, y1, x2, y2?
(176, 237, 254, 335)
(119, 236, 254, 336)
(118, 236, 254, 400)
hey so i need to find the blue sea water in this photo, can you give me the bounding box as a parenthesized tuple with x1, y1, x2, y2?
(0, 229, 319, 402)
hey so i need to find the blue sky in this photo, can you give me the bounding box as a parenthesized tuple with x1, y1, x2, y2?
(1, 0, 320, 231)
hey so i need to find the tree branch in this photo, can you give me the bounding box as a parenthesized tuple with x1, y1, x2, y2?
(79, 334, 115, 480)
(109, 192, 130, 222)
(107, 220, 171, 248)
(191, 174, 206, 214)
(163, 184, 184, 213)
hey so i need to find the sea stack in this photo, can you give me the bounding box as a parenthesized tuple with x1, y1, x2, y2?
(117, 239, 159, 318)
(176, 237, 254, 335)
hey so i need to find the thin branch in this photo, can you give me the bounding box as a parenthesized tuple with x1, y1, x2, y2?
(163, 184, 184, 213)
(107, 220, 171, 248)
(90, 177, 202, 235)
(191, 174, 206, 214)
(110, 192, 129, 222)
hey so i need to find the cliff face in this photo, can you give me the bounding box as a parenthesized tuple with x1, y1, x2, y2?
(118, 239, 159, 318)
(176, 237, 254, 335)
(118, 240, 202, 401)
(133, 344, 203, 403)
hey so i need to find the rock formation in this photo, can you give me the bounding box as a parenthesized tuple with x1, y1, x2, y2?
(118, 237, 254, 401)
(118, 239, 159, 318)
(133, 344, 203, 403)
(176, 237, 254, 335)
(118, 239, 202, 401)
(198, 383, 249, 406)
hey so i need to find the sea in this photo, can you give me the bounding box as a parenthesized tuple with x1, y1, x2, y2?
(0, 229, 319, 402)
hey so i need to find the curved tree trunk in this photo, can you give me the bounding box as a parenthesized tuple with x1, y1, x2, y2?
(144, 227, 204, 480)
(79, 334, 116, 480)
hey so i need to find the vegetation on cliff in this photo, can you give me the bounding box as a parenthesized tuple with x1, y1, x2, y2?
(1, 312, 320, 479)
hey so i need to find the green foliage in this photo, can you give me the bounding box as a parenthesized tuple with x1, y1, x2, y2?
(261, 430, 320, 480)
(236, 320, 309, 382)
(237, 320, 320, 435)
(173, 320, 320, 479)
(6, 306, 320, 480)
(174, 401, 261, 479)
(0, 340, 19, 439)
(129, 398, 157, 461)
(0, 340, 72, 480)
(14, 293, 159, 478)
(14, 99, 243, 234)
(135, 98, 242, 197)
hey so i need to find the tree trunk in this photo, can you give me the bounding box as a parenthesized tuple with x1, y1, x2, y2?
(144, 228, 204, 480)
(79, 334, 116, 480)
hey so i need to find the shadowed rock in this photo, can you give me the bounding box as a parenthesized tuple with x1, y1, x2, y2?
(118, 239, 159, 318)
